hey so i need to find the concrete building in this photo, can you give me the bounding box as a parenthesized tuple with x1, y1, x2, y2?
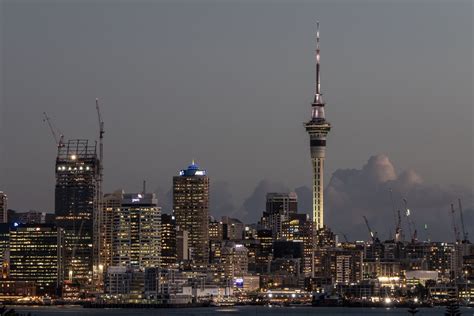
(173, 161, 209, 266)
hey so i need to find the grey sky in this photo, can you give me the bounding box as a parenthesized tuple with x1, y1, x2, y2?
(1, 1, 472, 223)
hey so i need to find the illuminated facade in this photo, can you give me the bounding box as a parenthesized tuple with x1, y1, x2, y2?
(262, 193, 298, 240)
(0, 192, 7, 224)
(112, 193, 161, 269)
(173, 161, 209, 265)
(161, 214, 177, 268)
(101, 190, 123, 271)
(304, 23, 331, 231)
(9, 224, 61, 295)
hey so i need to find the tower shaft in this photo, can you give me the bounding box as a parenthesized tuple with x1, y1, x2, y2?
(304, 22, 331, 231)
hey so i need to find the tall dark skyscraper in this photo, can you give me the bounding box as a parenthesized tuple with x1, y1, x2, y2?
(55, 139, 99, 287)
(173, 161, 209, 266)
(304, 23, 331, 231)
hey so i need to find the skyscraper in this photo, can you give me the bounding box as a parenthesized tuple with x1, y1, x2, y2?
(101, 190, 124, 272)
(0, 192, 7, 224)
(112, 193, 161, 269)
(304, 23, 331, 231)
(55, 139, 99, 286)
(173, 161, 209, 266)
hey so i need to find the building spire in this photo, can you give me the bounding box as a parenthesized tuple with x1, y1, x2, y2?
(314, 21, 323, 105)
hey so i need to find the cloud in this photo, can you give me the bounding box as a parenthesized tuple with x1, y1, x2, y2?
(324, 154, 473, 241)
(210, 180, 235, 219)
(235, 180, 289, 223)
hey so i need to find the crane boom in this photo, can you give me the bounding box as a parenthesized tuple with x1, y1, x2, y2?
(42, 112, 64, 149)
(363, 216, 375, 242)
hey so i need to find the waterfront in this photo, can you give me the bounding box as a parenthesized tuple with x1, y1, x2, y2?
(11, 306, 474, 316)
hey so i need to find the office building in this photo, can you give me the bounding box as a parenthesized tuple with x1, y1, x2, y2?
(101, 190, 123, 271)
(9, 224, 61, 295)
(261, 192, 298, 239)
(161, 214, 177, 268)
(173, 161, 209, 265)
(112, 193, 161, 269)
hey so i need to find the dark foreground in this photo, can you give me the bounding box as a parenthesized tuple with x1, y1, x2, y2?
(11, 305, 474, 316)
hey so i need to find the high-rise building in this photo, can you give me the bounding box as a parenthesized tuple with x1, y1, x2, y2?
(0, 192, 7, 224)
(262, 193, 298, 239)
(9, 224, 62, 295)
(161, 214, 177, 268)
(173, 161, 210, 266)
(112, 193, 161, 269)
(304, 23, 331, 231)
(55, 139, 99, 286)
(101, 190, 123, 271)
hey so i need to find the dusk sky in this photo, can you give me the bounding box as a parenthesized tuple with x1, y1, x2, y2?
(1, 1, 472, 239)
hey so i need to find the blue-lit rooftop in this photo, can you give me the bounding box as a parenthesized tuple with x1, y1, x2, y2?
(179, 160, 207, 176)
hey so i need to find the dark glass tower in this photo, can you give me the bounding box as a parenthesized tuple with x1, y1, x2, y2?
(55, 139, 99, 287)
(173, 161, 209, 266)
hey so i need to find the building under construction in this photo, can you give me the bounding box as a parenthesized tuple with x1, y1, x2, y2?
(55, 139, 99, 288)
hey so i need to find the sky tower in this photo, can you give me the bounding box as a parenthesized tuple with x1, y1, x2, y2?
(304, 22, 331, 231)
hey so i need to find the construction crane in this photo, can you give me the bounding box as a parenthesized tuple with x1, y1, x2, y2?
(403, 198, 417, 242)
(390, 189, 403, 242)
(458, 198, 468, 242)
(42, 112, 64, 149)
(363, 216, 376, 242)
(395, 209, 403, 242)
(450, 203, 460, 243)
(94, 98, 105, 286)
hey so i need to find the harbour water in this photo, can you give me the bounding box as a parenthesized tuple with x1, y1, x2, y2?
(11, 305, 474, 316)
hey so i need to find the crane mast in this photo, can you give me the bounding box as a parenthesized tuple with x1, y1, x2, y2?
(403, 198, 417, 242)
(458, 198, 468, 242)
(450, 203, 460, 243)
(94, 98, 105, 288)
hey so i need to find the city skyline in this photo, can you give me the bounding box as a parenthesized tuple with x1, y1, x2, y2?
(1, 1, 473, 241)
